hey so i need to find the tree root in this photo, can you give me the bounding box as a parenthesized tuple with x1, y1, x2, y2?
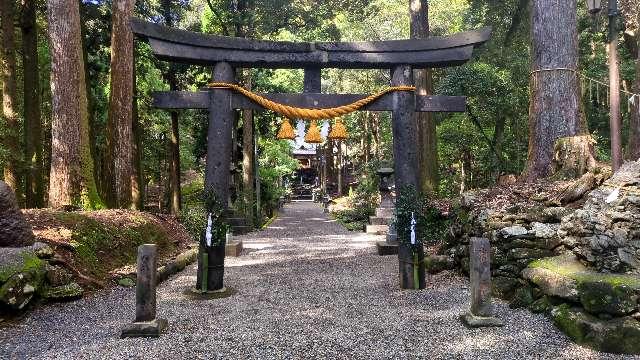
(48, 256, 105, 289)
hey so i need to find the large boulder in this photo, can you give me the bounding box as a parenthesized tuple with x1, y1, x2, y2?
(551, 304, 640, 354)
(523, 254, 640, 316)
(0, 181, 35, 247)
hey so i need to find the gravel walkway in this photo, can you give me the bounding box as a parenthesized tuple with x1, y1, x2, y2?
(0, 201, 635, 359)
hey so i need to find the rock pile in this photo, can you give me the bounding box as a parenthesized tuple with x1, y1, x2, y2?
(559, 160, 640, 273)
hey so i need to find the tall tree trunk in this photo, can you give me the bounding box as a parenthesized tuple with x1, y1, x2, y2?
(1, 0, 21, 197)
(629, 33, 640, 160)
(492, 115, 506, 180)
(106, 0, 135, 208)
(364, 113, 371, 164)
(524, 0, 586, 180)
(168, 111, 181, 215)
(410, 0, 438, 194)
(22, 0, 43, 208)
(46, 0, 103, 209)
(131, 52, 144, 210)
(161, 0, 181, 215)
(242, 76, 254, 227)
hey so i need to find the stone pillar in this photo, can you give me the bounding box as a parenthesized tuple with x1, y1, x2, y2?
(391, 65, 424, 290)
(461, 237, 503, 327)
(121, 244, 168, 338)
(135, 244, 157, 322)
(373, 168, 398, 255)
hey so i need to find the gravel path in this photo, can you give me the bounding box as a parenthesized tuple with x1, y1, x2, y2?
(0, 201, 635, 359)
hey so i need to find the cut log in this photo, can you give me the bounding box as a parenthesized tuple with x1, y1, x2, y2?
(551, 135, 597, 179)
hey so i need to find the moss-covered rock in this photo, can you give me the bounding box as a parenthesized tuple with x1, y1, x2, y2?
(0, 255, 46, 310)
(424, 255, 454, 274)
(551, 304, 640, 354)
(526, 254, 640, 314)
(41, 282, 83, 301)
(521, 266, 580, 301)
(578, 281, 639, 316)
(492, 276, 521, 300)
(529, 296, 566, 315)
(508, 248, 554, 260)
(509, 286, 535, 309)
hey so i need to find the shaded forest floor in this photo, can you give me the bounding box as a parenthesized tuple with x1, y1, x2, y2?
(22, 209, 194, 288)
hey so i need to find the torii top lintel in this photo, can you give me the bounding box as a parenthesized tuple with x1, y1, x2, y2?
(131, 18, 491, 69)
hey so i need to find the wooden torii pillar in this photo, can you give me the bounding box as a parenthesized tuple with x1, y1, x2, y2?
(131, 18, 491, 291)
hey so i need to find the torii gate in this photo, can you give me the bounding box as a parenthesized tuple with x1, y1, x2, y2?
(131, 18, 491, 293)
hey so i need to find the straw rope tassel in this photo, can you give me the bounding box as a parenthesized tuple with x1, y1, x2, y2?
(276, 118, 296, 140)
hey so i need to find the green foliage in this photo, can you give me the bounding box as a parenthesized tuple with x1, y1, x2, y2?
(331, 162, 379, 231)
(258, 138, 298, 216)
(179, 180, 228, 247)
(394, 186, 450, 246)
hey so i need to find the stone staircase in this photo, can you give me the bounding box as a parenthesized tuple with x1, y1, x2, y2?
(366, 207, 394, 235)
(225, 213, 252, 235)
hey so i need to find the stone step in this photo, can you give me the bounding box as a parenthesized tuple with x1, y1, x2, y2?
(376, 240, 398, 256)
(225, 240, 243, 257)
(376, 208, 394, 218)
(369, 216, 392, 225)
(366, 224, 389, 235)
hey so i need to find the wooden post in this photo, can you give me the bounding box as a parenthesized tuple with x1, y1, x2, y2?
(337, 140, 343, 196)
(304, 67, 324, 196)
(391, 65, 424, 290)
(303, 66, 321, 93)
(121, 244, 167, 338)
(391, 66, 419, 189)
(461, 237, 503, 327)
(205, 61, 235, 207)
(196, 61, 234, 293)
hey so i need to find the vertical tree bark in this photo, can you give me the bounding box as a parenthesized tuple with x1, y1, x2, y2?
(107, 0, 135, 208)
(524, 0, 586, 180)
(47, 0, 103, 209)
(1, 0, 21, 197)
(629, 33, 640, 160)
(242, 76, 254, 227)
(22, 0, 43, 208)
(410, 0, 438, 194)
(161, 0, 181, 215)
(131, 53, 144, 210)
(364, 113, 371, 164)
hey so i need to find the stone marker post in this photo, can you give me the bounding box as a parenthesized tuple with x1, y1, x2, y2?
(121, 244, 168, 338)
(461, 237, 503, 327)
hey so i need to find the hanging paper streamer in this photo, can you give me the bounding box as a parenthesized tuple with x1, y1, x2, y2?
(410, 212, 417, 245)
(205, 213, 213, 247)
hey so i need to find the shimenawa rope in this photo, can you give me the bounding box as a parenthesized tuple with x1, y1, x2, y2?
(207, 82, 416, 120)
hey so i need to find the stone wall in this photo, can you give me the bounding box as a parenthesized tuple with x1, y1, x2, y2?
(435, 161, 640, 354)
(559, 161, 640, 273)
